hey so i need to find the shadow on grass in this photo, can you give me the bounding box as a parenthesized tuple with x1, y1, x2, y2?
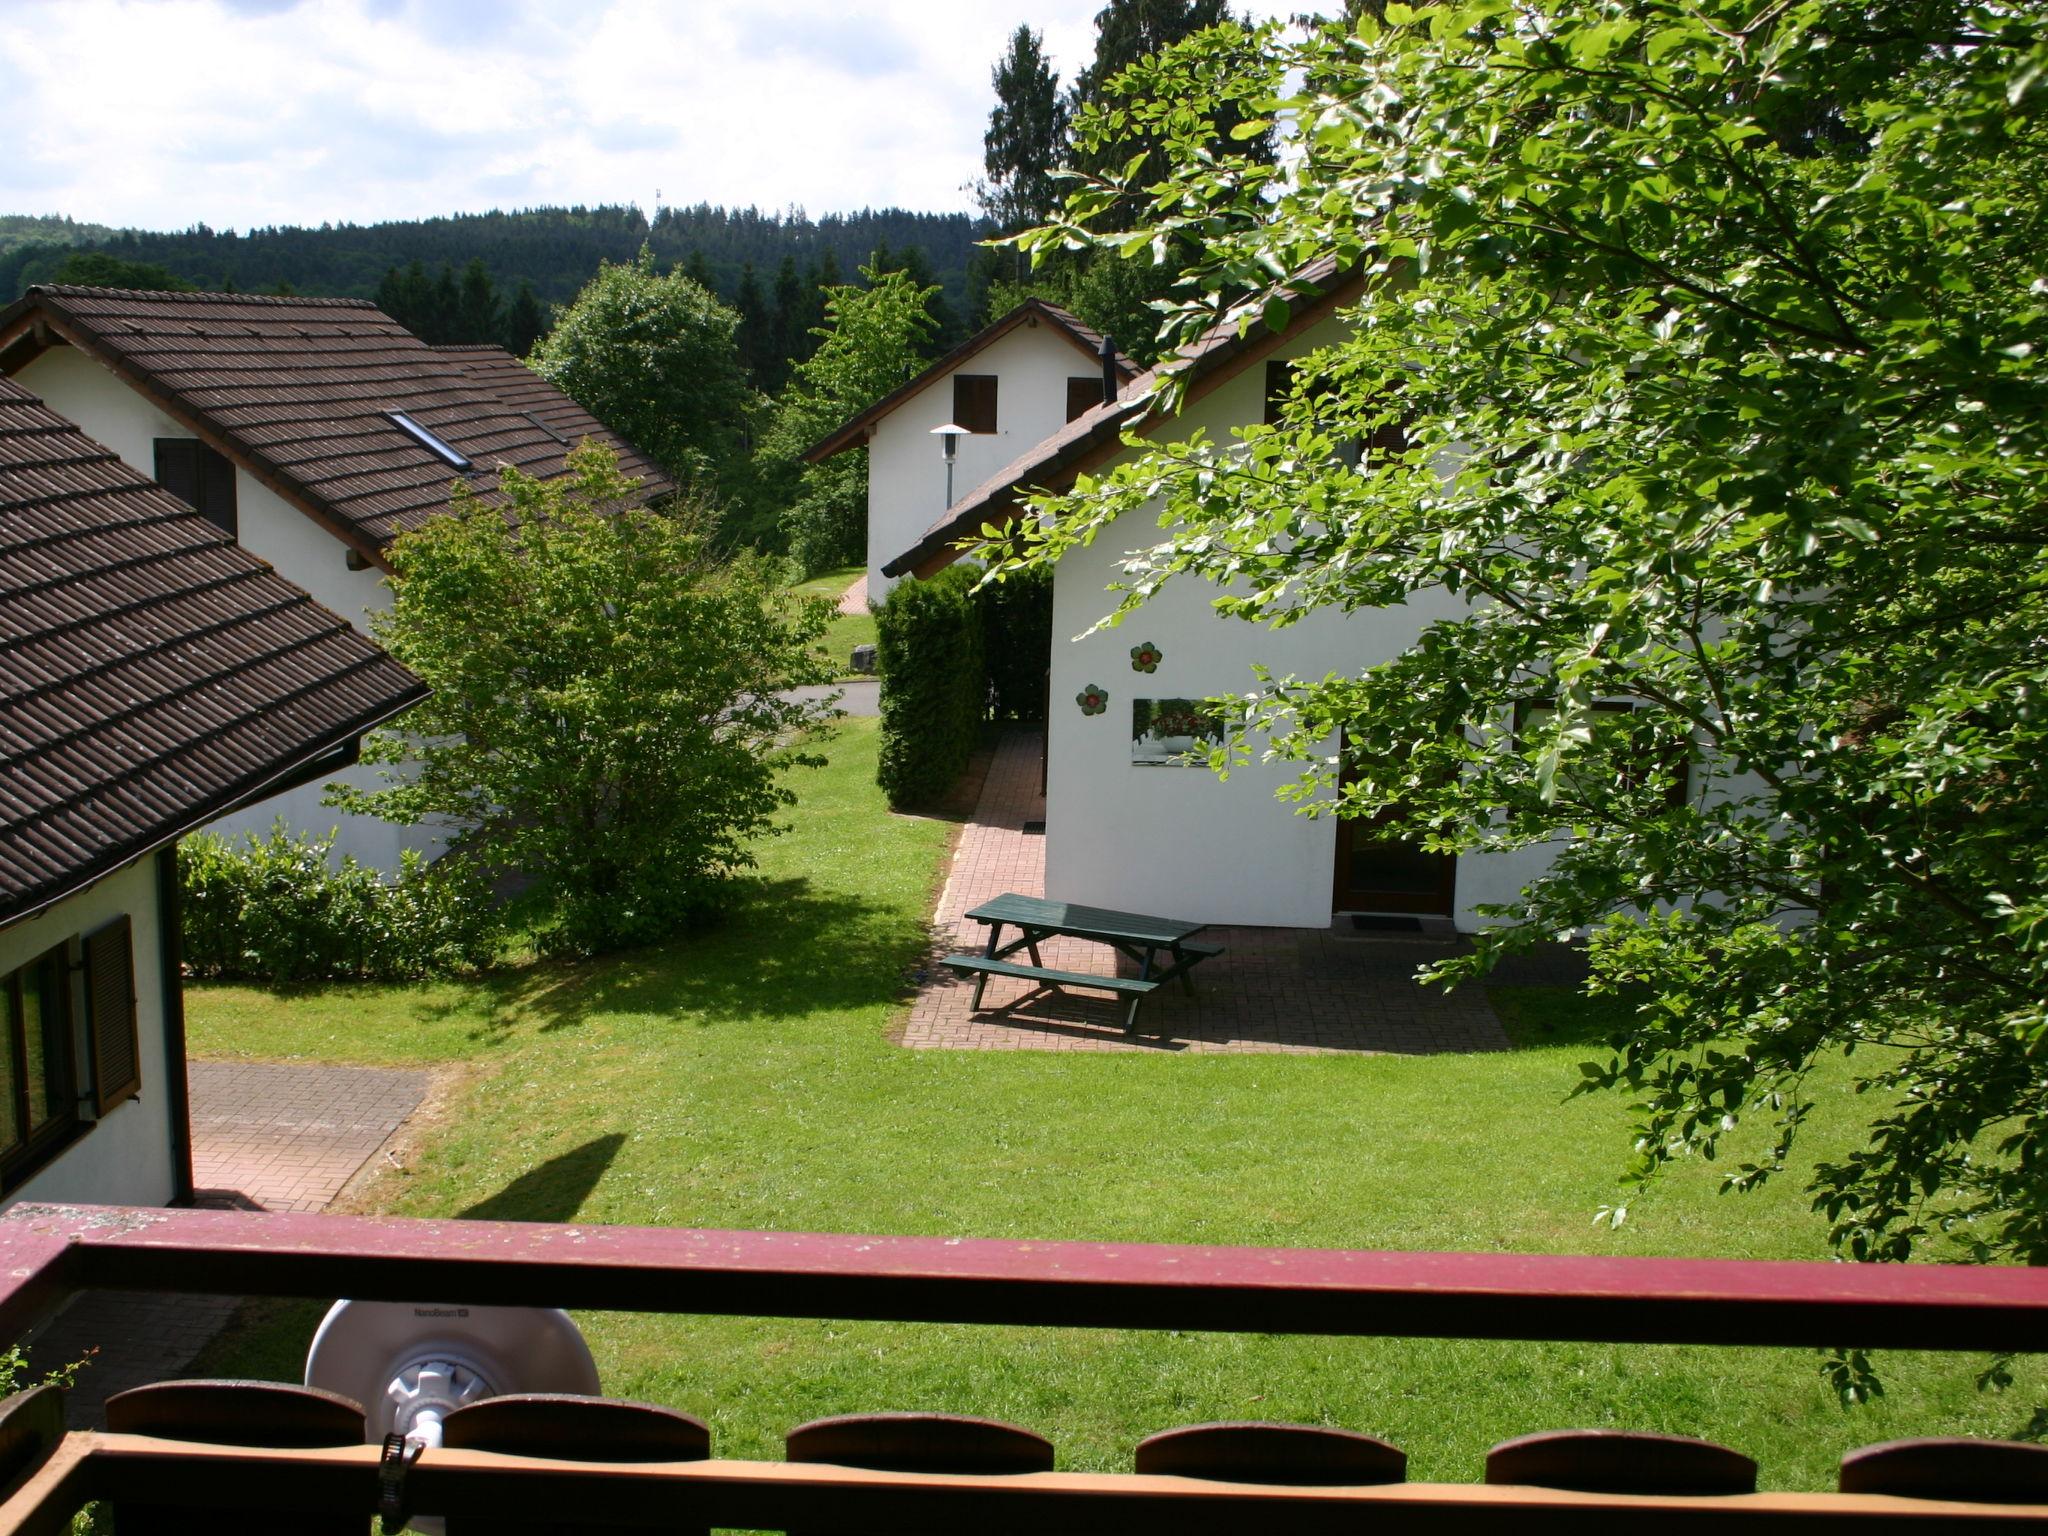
(1487, 984, 1642, 1051)
(426, 876, 938, 1045)
(459, 1134, 626, 1223)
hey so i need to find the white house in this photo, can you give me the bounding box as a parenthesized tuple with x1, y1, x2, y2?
(879, 263, 1575, 933)
(0, 289, 670, 872)
(803, 297, 1138, 604)
(0, 374, 423, 1206)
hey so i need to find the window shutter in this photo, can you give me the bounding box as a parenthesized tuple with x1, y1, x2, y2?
(198, 444, 238, 538)
(84, 917, 140, 1115)
(1065, 377, 1100, 423)
(953, 375, 998, 434)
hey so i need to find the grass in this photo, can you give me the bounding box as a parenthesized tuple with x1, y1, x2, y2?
(183, 718, 2042, 1487)
(790, 563, 875, 681)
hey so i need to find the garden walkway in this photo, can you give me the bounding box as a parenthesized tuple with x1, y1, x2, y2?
(22, 1060, 428, 1427)
(899, 728, 1576, 1054)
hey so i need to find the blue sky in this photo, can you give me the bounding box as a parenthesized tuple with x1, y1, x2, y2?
(1, 0, 1296, 232)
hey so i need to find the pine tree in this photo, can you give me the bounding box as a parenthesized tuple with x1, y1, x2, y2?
(454, 258, 500, 343)
(733, 261, 772, 386)
(768, 254, 805, 392)
(503, 281, 548, 357)
(980, 26, 1070, 243)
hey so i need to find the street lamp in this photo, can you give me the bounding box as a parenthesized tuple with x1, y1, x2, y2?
(930, 422, 967, 509)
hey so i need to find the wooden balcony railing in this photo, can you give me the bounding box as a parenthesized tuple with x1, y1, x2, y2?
(0, 1202, 2041, 1531)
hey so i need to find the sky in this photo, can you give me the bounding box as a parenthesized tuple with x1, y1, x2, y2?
(1, 0, 1297, 233)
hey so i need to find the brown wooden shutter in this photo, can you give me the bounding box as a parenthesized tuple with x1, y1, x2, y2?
(84, 917, 140, 1115)
(1066, 377, 1100, 423)
(953, 374, 998, 434)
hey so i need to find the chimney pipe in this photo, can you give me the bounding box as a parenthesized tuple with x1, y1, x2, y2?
(1100, 335, 1119, 404)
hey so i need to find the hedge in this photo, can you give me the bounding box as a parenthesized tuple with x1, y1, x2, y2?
(180, 823, 501, 982)
(875, 564, 986, 808)
(977, 562, 1053, 722)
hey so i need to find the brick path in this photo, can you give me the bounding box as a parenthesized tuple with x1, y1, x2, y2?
(898, 728, 1563, 1054)
(22, 1060, 429, 1427)
(836, 573, 869, 615)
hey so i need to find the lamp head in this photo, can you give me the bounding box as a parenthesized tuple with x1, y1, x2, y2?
(930, 422, 967, 462)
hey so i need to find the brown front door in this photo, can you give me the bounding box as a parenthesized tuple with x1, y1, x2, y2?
(1331, 750, 1456, 915)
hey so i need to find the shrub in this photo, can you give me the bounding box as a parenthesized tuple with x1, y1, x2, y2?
(974, 562, 1053, 721)
(179, 824, 501, 983)
(875, 565, 986, 808)
(329, 445, 835, 958)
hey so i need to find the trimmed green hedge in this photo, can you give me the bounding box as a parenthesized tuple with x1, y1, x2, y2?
(977, 562, 1053, 722)
(180, 823, 501, 982)
(875, 565, 986, 808)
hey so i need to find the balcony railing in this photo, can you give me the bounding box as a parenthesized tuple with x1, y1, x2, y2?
(0, 1201, 2042, 1530)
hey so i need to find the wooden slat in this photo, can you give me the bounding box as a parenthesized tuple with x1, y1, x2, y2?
(3, 1437, 2036, 1534)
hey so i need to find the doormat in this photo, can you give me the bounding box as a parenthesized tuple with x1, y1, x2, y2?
(1022, 820, 1046, 835)
(1350, 914, 1424, 933)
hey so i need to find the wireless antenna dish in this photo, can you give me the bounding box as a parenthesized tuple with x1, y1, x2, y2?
(305, 1299, 599, 1447)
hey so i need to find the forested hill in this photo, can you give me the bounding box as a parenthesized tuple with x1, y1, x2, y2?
(0, 203, 988, 313)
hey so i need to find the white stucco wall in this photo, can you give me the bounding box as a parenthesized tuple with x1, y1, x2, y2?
(866, 320, 1104, 601)
(1043, 318, 1546, 930)
(1, 860, 178, 1210)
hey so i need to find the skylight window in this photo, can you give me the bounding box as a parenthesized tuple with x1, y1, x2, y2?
(384, 410, 471, 471)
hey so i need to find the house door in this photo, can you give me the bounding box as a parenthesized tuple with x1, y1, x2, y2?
(1331, 750, 1456, 915)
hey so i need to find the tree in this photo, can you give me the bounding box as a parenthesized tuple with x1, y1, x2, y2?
(48, 251, 193, 291)
(1004, 1, 2048, 1298)
(503, 280, 547, 357)
(454, 257, 500, 343)
(332, 445, 835, 956)
(530, 247, 751, 492)
(1066, 0, 1256, 197)
(980, 26, 1071, 242)
(733, 260, 773, 385)
(769, 253, 806, 390)
(758, 263, 939, 573)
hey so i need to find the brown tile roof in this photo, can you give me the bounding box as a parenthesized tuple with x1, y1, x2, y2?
(802, 297, 1140, 464)
(430, 344, 667, 488)
(0, 287, 674, 567)
(0, 373, 428, 929)
(881, 259, 1359, 581)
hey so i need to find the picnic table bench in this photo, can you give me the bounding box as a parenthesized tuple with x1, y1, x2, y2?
(942, 893, 1224, 1033)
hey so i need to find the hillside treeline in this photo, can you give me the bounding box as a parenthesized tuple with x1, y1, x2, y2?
(0, 202, 986, 339)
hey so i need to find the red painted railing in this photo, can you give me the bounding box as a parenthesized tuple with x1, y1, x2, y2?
(0, 1203, 2041, 1530)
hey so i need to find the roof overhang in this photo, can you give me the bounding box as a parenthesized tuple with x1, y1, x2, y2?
(0, 679, 426, 937)
(801, 297, 1140, 465)
(880, 265, 1369, 582)
(0, 293, 397, 574)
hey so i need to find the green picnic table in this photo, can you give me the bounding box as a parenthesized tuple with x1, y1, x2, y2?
(942, 893, 1225, 1033)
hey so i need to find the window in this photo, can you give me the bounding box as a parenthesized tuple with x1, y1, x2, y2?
(154, 439, 237, 538)
(384, 410, 473, 471)
(0, 942, 77, 1186)
(953, 374, 998, 434)
(1263, 361, 1408, 464)
(1066, 376, 1103, 423)
(1515, 698, 1690, 808)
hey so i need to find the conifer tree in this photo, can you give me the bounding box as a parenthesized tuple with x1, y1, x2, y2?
(980, 26, 1070, 241)
(503, 281, 547, 358)
(455, 258, 500, 343)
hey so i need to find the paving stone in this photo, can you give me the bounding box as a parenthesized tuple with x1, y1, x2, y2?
(900, 727, 1554, 1055)
(21, 1061, 430, 1429)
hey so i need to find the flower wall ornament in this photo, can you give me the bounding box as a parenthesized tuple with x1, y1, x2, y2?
(1129, 641, 1163, 673)
(1076, 684, 1109, 716)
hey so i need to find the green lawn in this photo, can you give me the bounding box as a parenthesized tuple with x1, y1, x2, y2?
(184, 719, 2041, 1487)
(790, 564, 875, 681)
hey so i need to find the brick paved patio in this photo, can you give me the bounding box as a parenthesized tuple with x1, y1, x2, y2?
(899, 727, 1578, 1054)
(22, 1060, 429, 1427)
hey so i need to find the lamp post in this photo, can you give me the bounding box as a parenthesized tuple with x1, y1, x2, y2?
(930, 422, 967, 509)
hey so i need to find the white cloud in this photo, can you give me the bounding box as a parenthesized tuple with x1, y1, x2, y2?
(0, 0, 1297, 230)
